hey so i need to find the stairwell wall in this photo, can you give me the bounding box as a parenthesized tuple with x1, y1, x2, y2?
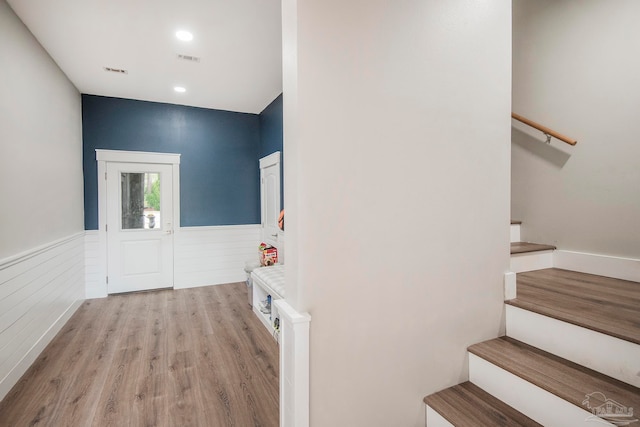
(282, 1, 511, 426)
(512, 0, 640, 259)
(0, 0, 85, 400)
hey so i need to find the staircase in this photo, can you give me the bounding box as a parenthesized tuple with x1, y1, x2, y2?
(509, 222, 556, 273)
(424, 221, 640, 426)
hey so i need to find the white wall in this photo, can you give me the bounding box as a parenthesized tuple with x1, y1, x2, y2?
(512, 0, 640, 259)
(0, 0, 84, 400)
(283, 1, 511, 426)
(0, 0, 84, 259)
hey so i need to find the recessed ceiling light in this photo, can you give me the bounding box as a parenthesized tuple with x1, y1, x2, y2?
(175, 30, 193, 41)
(174, 86, 186, 93)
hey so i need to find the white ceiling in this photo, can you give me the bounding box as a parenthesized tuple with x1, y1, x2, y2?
(7, 0, 282, 114)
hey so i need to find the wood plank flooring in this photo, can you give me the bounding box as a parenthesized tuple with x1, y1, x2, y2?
(510, 242, 556, 254)
(0, 283, 279, 427)
(507, 268, 640, 345)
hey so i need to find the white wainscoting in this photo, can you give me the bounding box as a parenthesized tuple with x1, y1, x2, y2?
(86, 225, 262, 296)
(174, 225, 262, 289)
(0, 232, 85, 401)
(84, 230, 102, 299)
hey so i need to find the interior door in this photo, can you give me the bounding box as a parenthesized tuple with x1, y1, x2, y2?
(106, 162, 174, 294)
(261, 160, 281, 246)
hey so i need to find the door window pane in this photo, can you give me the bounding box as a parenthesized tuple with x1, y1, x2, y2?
(121, 172, 160, 229)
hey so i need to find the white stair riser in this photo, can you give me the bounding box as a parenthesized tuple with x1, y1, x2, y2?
(425, 405, 455, 427)
(506, 305, 640, 388)
(510, 224, 521, 243)
(469, 353, 615, 427)
(510, 250, 553, 273)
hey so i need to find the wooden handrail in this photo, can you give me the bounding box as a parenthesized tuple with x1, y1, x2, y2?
(511, 113, 577, 146)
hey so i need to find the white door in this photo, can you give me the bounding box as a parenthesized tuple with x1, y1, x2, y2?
(260, 153, 281, 246)
(106, 162, 174, 294)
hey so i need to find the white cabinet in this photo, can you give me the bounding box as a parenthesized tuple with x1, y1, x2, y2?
(252, 280, 281, 338)
(251, 264, 285, 339)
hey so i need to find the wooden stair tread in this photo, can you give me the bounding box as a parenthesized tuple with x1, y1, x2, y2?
(511, 220, 522, 225)
(510, 242, 556, 254)
(468, 337, 640, 414)
(424, 381, 541, 426)
(507, 268, 640, 345)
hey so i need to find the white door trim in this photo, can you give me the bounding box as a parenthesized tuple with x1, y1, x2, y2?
(95, 149, 181, 298)
(96, 149, 181, 165)
(259, 151, 280, 169)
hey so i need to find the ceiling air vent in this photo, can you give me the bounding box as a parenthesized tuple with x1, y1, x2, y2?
(177, 54, 201, 63)
(103, 67, 128, 74)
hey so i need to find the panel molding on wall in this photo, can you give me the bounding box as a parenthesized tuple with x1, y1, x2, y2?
(86, 225, 262, 297)
(0, 232, 85, 401)
(85, 231, 101, 299)
(174, 225, 262, 289)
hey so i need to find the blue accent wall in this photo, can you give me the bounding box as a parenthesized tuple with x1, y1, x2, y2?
(82, 95, 261, 229)
(259, 93, 284, 209)
(259, 94, 283, 158)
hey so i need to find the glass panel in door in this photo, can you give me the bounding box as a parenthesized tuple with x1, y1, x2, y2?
(121, 172, 161, 230)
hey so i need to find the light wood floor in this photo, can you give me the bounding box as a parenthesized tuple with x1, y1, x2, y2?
(0, 283, 279, 427)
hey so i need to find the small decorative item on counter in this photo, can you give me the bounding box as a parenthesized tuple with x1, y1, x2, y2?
(259, 242, 278, 266)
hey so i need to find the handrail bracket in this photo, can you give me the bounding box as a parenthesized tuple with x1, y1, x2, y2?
(511, 112, 577, 146)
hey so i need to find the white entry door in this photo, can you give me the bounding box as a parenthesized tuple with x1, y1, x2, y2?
(260, 152, 281, 246)
(106, 162, 174, 294)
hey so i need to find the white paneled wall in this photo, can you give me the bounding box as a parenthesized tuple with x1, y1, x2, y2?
(84, 231, 101, 299)
(85, 225, 262, 297)
(0, 233, 85, 400)
(274, 299, 311, 427)
(174, 225, 262, 288)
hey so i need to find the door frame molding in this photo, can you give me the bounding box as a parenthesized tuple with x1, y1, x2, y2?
(258, 151, 280, 169)
(95, 149, 181, 297)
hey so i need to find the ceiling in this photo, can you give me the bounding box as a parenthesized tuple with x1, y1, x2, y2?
(7, 0, 283, 114)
